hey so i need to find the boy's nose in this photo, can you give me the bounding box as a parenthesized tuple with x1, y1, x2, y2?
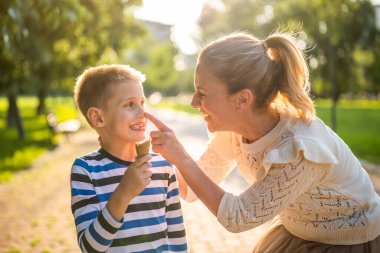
(137, 111, 145, 119)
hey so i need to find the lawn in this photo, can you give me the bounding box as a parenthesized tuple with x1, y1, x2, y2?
(155, 97, 380, 164)
(316, 99, 380, 164)
(0, 96, 80, 182)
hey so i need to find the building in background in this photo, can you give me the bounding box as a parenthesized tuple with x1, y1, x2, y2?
(375, 4, 380, 30)
(141, 20, 173, 42)
(372, 0, 380, 29)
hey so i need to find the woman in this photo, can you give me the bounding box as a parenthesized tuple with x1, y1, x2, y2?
(145, 31, 380, 252)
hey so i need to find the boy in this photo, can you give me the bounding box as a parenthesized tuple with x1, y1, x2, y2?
(70, 64, 188, 252)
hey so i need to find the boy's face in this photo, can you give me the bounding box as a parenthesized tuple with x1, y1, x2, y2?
(100, 80, 147, 144)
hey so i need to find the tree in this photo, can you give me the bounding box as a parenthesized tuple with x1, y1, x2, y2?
(369, 37, 380, 94)
(0, 0, 145, 139)
(271, 0, 377, 130)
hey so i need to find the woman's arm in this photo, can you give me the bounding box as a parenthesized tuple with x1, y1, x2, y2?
(145, 112, 225, 216)
(175, 154, 225, 215)
(175, 168, 187, 199)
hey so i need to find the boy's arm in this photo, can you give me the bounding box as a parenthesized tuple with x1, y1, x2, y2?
(71, 161, 121, 253)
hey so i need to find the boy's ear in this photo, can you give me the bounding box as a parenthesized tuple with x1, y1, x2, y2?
(235, 88, 253, 111)
(87, 107, 105, 127)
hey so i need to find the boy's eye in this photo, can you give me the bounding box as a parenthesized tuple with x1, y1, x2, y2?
(197, 91, 205, 97)
(126, 102, 135, 107)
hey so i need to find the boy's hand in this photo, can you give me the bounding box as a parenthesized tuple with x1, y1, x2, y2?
(106, 154, 152, 221)
(119, 154, 152, 200)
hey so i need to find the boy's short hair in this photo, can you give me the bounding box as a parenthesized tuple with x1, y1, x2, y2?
(74, 64, 146, 122)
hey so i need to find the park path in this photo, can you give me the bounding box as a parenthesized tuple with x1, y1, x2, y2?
(0, 108, 379, 253)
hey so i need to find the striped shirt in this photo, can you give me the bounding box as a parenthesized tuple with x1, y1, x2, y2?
(70, 148, 188, 253)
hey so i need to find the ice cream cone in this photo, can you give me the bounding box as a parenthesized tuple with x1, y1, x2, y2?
(135, 139, 151, 158)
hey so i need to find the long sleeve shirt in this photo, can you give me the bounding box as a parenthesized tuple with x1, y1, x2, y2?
(186, 113, 380, 245)
(71, 149, 187, 252)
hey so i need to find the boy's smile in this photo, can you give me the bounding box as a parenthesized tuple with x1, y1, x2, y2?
(130, 121, 146, 132)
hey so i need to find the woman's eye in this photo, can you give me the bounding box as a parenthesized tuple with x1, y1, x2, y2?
(125, 102, 134, 108)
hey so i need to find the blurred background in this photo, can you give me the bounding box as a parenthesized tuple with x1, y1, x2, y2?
(1, 0, 380, 252)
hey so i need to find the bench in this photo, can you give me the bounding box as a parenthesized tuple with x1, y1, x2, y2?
(46, 111, 81, 138)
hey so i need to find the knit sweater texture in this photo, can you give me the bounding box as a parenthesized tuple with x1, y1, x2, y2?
(186, 114, 380, 245)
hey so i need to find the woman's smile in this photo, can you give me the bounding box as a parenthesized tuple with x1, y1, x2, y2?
(200, 111, 211, 121)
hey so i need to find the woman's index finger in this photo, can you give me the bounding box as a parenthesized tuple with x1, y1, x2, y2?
(144, 112, 170, 131)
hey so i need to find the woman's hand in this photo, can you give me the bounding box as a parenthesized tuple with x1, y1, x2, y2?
(145, 111, 225, 216)
(144, 112, 190, 165)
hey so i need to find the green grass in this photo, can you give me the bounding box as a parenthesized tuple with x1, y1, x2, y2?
(153, 99, 200, 115)
(154, 98, 380, 164)
(316, 99, 380, 164)
(0, 96, 79, 182)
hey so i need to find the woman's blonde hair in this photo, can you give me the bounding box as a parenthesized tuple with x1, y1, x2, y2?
(197, 31, 315, 123)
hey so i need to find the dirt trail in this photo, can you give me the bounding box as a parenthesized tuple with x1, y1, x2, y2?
(0, 130, 96, 253)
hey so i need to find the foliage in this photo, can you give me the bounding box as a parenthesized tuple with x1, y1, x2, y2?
(369, 37, 380, 93)
(1, 0, 146, 94)
(1, 0, 146, 110)
(0, 0, 147, 139)
(271, 0, 377, 98)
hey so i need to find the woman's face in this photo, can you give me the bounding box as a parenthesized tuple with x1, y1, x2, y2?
(191, 64, 238, 132)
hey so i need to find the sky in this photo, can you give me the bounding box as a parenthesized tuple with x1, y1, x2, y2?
(135, 0, 380, 54)
(134, 0, 210, 55)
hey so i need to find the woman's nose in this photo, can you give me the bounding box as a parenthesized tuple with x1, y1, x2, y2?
(190, 94, 199, 108)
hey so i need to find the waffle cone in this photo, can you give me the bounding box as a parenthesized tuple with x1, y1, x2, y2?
(135, 139, 151, 158)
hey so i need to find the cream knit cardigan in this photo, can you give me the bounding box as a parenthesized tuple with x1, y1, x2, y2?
(185, 114, 380, 245)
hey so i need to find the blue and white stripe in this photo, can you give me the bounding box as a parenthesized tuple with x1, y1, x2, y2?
(71, 149, 187, 252)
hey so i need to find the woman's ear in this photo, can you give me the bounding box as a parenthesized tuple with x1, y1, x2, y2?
(235, 88, 253, 111)
(87, 107, 105, 127)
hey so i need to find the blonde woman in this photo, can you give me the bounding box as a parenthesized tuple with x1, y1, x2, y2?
(146, 31, 380, 252)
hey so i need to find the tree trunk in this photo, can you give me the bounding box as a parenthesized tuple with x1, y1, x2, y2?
(6, 90, 25, 140)
(327, 44, 339, 132)
(36, 88, 46, 115)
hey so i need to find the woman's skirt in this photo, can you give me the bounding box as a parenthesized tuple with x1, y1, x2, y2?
(253, 218, 380, 253)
